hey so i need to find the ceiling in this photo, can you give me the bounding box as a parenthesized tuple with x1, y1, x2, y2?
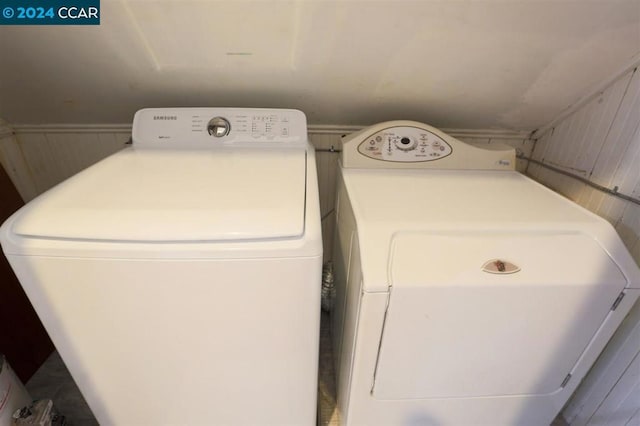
(0, 0, 639, 130)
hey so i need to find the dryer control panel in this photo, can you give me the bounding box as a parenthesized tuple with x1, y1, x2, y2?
(342, 120, 515, 171)
(132, 108, 308, 149)
(357, 126, 452, 162)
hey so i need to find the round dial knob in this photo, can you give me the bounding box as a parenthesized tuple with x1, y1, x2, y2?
(394, 136, 418, 151)
(207, 117, 231, 137)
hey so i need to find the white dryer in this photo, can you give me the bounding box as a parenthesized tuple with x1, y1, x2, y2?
(332, 121, 640, 425)
(0, 108, 323, 425)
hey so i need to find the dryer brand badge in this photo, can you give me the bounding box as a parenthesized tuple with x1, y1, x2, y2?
(153, 115, 178, 121)
(482, 259, 520, 274)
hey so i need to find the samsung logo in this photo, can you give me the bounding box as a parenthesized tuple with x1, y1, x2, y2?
(153, 115, 178, 121)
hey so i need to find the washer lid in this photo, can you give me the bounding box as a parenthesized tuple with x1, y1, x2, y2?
(11, 147, 307, 242)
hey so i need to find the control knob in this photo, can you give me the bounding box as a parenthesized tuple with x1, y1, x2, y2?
(394, 136, 418, 151)
(207, 117, 231, 137)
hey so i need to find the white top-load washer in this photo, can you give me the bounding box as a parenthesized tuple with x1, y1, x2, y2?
(332, 121, 640, 426)
(0, 108, 323, 426)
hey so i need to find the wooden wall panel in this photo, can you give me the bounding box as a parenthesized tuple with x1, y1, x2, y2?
(563, 290, 640, 426)
(309, 133, 341, 263)
(587, 353, 640, 425)
(617, 203, 640, 254)
(527, 67, 640, 425)
(534, 73, 633, 178)
(591, 71, 640, 188)
(14, 132, 129, 198)
(528, 68, 640, 264)
(530, 126, 553, 162)
(0, 131, 38, 201)
(611, 124, 640, 196)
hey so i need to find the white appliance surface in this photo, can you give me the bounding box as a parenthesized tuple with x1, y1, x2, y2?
(11, 148, 306, 242)
(341, 168, 611, 293)
(332, 121, 640, 426)
(0, 108, 323, 426)
(378, 232, 626, 399)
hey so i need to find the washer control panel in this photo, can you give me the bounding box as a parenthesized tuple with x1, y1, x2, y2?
(357, 126, 452, 162)
(132, 108, 307, 148)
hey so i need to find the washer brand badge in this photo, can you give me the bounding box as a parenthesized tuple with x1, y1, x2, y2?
(154, 115, 178, 121)
(1, 0, 100, 25)
(482, 259, 520, 274)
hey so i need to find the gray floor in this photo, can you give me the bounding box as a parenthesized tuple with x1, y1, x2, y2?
(26, 312, 566, 426)
(26, 351, 98, 425)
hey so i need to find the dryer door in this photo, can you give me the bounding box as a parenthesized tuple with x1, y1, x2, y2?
(372, 232, 628, 400)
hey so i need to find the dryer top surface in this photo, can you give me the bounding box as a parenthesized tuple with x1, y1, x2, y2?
(340, 167, 638, 292)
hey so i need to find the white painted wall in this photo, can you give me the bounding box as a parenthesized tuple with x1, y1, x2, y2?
(527, 68, 640, 265)
(0, 1, 638, 130)
(527, 67, 640, 425)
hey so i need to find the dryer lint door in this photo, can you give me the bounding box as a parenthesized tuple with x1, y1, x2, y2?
(372, 232, 628, 400)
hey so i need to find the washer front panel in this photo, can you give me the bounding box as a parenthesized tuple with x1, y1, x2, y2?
(357, 126, 452, 162)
